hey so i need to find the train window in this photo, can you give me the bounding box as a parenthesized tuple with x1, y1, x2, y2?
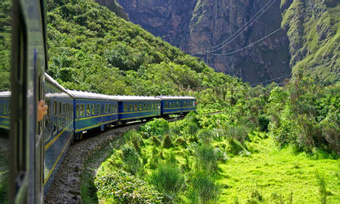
(128, 104, 132, 112)
(139, 104, 142, 111)
(3, 104, 6, 115)
(76, 105, 80, 117)
(80, 104, 85, 117)
(124, 104, 127, 112)
(143, 103, 146, 110)
(134, 104, 137, 111)
(97, 104, 100, 114)
(54, 101, 57, 116)
(7, 104, 10, 115)
(86, 104, 91, 116)
(165, 102, 168, 108)
(92, 104, 95, 115)
(0, 104, 2, 115)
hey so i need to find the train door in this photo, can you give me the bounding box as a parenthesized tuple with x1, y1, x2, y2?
(9, 0, 47, 203)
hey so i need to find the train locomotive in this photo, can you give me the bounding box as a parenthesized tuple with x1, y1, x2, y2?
(1, 0, 197, 203)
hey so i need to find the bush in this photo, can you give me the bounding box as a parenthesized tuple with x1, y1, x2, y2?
(189, 171, 220, 204)
(140, 118, 169, 139)
(195, 144, 218, 173)
(121, 145, 142, 175)
(149, 164, 185, 201)
(95, 170, 163, 203)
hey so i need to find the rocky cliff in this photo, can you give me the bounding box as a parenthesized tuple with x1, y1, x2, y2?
(113, 0, 339, 85)
(116, 0, 291, 85)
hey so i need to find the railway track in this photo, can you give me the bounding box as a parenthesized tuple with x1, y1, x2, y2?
(44, 116, 184, 203)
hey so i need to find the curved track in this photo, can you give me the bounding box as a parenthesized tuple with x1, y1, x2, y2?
(45, 117, 183, 203)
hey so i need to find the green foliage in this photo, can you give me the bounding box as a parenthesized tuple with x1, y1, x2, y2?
(268, 76, 340, 153)
(139, 118, 169, 139)
(121, 145, 142, 175)
(149, 164, 185, 201)
(195, 144, 218, 173)
(188, 170, 220, 204)
(95, 169, 163, 203)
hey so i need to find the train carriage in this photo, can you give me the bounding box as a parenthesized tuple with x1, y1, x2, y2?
(116, 96, 161, 124)
(44, 74, 74, 193)
(68, 90, 119, 139)
(0, 91, 11, 131)
(157, 96, 197, 117)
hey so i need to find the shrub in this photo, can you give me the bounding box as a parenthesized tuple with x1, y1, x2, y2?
(121, 145, 142, 175)
(198, 129, 214, 143)
(149, 164, 185, 201)
(195, 144, 218, 173)
(189, 171, 220, 204)
(95, 170, 163, 203)
(162, 134, 173, 149)
(140, 118, 169, 139)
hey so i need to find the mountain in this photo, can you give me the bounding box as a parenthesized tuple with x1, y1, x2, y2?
(281, 0, 340, 84)
(115, 0, 340, 85)
(116, 0, 291, 85)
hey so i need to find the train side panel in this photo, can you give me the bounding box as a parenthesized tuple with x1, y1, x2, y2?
(43, 76, 74, 193)
(0, 92, 11, 131)
(74, 99, 118, 135)
(117, 97, 161, 123)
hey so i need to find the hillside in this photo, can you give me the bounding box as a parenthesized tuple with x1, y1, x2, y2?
(116, 0, 291, 85)
(115, 0, 340, 85)
(46, 0, 246, 100)
(282, 0, 340, 84)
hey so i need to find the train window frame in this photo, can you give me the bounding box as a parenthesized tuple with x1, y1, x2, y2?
(76, 105, 80, 118)
(3, 104, 6, 115)
(59, 102, 62, 130)
(62, 103, 66, 126)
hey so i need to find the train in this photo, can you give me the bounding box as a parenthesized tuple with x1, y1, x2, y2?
(0, 0, 196, 203)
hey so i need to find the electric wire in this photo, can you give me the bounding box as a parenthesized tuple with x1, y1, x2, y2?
(213, 9, 312, 56)
(206, 0, 277, 53)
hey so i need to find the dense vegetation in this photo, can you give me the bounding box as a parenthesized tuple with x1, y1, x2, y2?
(46, 0, 242, 98)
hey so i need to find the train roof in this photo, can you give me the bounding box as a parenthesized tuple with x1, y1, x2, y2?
(0, 91, 11, 98)
(115, 95, 161, 102)
(45, 73, 74, 98)
(156, 96, 196, 100)
(68, 90, 118, 101)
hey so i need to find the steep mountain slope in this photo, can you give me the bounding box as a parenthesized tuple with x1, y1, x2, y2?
(282, 0, 340, 84)
(45, 0, 246, 99)
(117, 0, 291, 85)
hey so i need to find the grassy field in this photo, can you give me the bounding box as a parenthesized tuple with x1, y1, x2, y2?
(218, 132, 340, 203)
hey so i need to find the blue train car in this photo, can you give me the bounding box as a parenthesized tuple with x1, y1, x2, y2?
(69, 90, 119, 138)
(0, 91, 11, 132)
(116, 96, 161, 124)
(44, 74, 75, 193)
(157, 96, 197, 116)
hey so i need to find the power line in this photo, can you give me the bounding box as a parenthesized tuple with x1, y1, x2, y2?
(250, 75, 291, 86)
(213, 9, 312, 56)
(206, 0, 277, 53)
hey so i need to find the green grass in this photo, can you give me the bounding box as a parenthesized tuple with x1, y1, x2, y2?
(217, 134, 340, 203)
